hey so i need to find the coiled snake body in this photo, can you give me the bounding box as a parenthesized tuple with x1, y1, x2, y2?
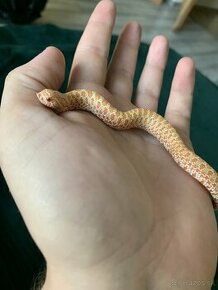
(37, 89, 218, 208)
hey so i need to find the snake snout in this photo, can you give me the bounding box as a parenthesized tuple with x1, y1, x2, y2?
(37, 91, 55, 107)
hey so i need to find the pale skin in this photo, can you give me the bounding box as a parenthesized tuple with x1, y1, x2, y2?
(0, 0, 217, 289)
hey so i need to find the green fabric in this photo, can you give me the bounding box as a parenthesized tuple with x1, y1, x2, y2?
(0, 24, 217, 290)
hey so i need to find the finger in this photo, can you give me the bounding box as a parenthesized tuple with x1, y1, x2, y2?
(135, 35, 169, 111)
(165, 57, 195, 141)
(105, 21, 141, 99)
(1, 47, 65, 109)
(67, 0, 116, 90)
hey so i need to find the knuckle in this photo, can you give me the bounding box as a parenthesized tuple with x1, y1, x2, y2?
(137, 87, 159, 100)
(110, 66, 133, 81)
(170, 109, 191, 121)
(117, 67, 133, 79)
(80, 44, 106, 59)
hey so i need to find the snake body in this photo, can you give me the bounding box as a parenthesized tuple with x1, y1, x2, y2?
(37, 89, 218, 208)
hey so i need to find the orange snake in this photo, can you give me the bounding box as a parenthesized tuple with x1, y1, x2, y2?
(36, 89, 218, 209)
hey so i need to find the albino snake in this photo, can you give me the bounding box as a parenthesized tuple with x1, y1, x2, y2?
(36, 89, 218, 209)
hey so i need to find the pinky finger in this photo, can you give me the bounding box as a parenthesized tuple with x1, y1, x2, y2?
(164, 57, 195, 146)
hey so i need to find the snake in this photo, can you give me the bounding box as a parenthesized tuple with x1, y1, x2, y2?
(36, 89, 218, 209)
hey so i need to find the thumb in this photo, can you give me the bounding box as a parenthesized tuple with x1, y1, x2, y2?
(1, 46, 65, 109)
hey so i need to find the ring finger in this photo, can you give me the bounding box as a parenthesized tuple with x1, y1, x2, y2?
(165, 57, 195, 148)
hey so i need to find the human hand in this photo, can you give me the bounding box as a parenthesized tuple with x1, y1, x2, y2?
(0, 0, 217, 289)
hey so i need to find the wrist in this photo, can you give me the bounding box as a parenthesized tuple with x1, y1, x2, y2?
(40, 262, 213, 290)
(41, 267, 124, 290)
(40, 262, 147, 290)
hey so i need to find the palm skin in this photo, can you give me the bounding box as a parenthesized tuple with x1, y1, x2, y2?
(0, 1, 217, 290)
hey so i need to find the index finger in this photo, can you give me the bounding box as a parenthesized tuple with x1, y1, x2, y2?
(67, 0, 116, 90)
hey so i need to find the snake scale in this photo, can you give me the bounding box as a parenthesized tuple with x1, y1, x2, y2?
(36, 89, 218, 208)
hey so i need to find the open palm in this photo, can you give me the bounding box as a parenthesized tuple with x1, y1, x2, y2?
(0, 1, 217, 289)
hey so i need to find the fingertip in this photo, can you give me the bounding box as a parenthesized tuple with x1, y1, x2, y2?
(120, 21, 142, 43)
(43, 46, 65, 57)
(152, 34, 169, 45)
(178, 56, 195, 66)
(99, 0, 116, 10)
(173, 57, 196, 92)
(177, 57, 195, 75)
(129, 21, 142, 37)
(126, 20, 141, 31)
(26, 46, 66, 89)
(94, 0, 116, 19)
(150, 35, 169, 52)
(35, 46, 66, 69)
(147, 34, 169, 69)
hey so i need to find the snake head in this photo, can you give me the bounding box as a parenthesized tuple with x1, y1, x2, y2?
(36, 89, 62, 112)
(37, 89, 55, 106)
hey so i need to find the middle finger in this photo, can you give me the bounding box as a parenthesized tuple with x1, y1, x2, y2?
(135, 35, 169, 111)
(105, 21, 141, 100)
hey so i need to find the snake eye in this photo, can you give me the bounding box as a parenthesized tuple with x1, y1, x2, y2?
(46, 97, 52, 102)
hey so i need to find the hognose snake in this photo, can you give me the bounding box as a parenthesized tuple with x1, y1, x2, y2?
(36, 89, 218, 209)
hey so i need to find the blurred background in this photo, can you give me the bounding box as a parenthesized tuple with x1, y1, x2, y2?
(37, 0, 218, 85)
(0, 0, 218, 84)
